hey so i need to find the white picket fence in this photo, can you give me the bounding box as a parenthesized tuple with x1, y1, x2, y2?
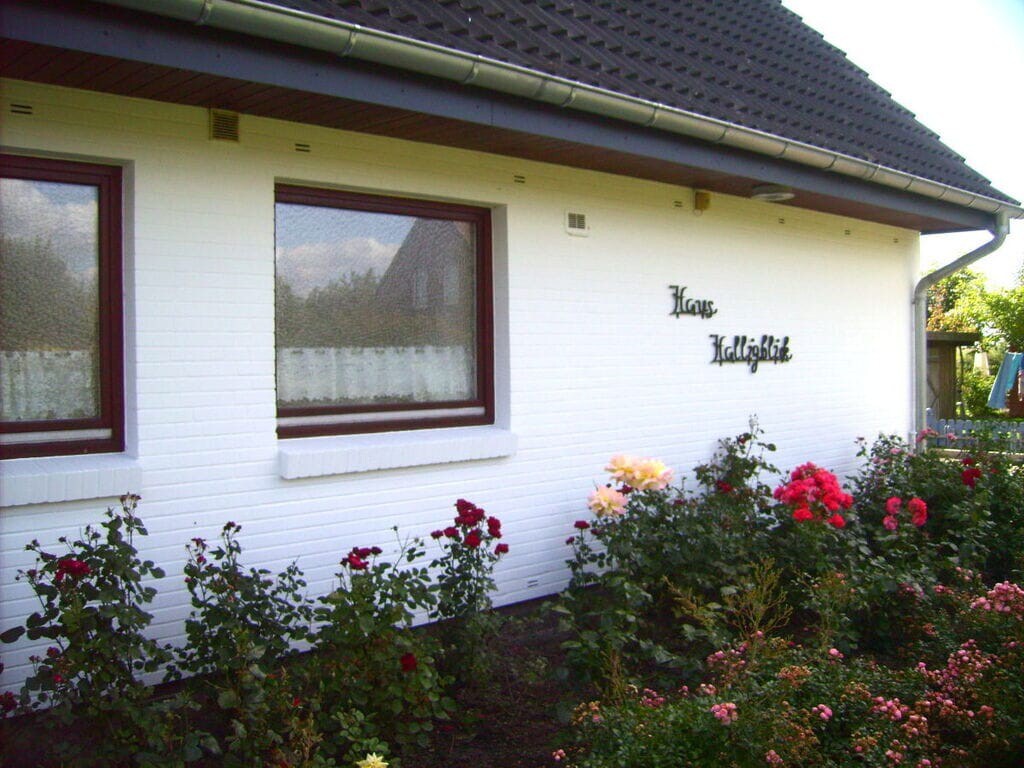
(276, 346, 473, 405)
(926, 408, 1024, 451)
(0, 350, 97, 421)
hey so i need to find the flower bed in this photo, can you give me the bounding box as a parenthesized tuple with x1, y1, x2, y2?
(552, 425, 1024, 767)
(2, 424, 1022, 767)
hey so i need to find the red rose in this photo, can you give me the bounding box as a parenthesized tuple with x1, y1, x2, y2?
(827, 513, 846, 529)
(487, 517, 502, 536)
(565, 537, 575, 545)
(344, 553, 368, 570)
(54, 558, 91, 585)
(400, 652, 418, 672)
(464, 529, 483, 548)
(574, 520, 590, 530)
(443, 526, 459, 538)
(431, 530, 444, 539)
(908, 497, 928, 527)
(619, 484, 633, 495)
(494, 543, 509, 555)
(792, 506, 814, 522)
(0, 691, 16, 713)
(961, 467, 982, 488)
(716, 481, 733, 494)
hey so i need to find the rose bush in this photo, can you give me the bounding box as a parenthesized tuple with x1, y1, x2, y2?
(557, 427, 1024, 767)
(1, 497, 509, 767)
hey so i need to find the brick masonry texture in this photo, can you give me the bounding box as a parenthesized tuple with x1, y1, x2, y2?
(0, 79, 915, 686)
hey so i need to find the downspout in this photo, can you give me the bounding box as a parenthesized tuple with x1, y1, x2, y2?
(913, 212, 1010, 437)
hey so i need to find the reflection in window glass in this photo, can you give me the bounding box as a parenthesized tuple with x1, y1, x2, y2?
(275, 202, 478, 410)
(0, 179, 100, 422)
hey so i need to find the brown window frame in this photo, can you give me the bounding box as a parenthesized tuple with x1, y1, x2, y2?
(0, 154, 125, 459)
(274, 185, 494, 438)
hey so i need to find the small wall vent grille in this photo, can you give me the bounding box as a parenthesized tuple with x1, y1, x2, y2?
(10, 103, 34, 116)
(209, 109, 240, 141)
(295, 142, 312, 153)
(565, 211, 589, 236)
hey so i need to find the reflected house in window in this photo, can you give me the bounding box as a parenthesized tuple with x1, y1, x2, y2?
(273, 186, 490, 436)
(376, 217, 475, 317)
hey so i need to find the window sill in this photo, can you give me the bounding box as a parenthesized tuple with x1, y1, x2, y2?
(0, 454, 143, 507)
(278, 426, 517, 479)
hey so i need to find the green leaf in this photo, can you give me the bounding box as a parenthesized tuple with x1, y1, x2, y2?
(0, 626, 25, 643)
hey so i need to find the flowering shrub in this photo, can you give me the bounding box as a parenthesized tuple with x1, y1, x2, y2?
(309, 530, 452, 763)
(2, 496, 510, 767)
(429, 499, 509, 682)
(556, 423, 780, 683)
(557, 428, 1024, 768)
(178, 521, 316, 765)
(564, 606, 1024, 768)
(0, 496, 200, 766)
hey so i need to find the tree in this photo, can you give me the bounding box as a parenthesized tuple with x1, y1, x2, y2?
(925, 267, 987, 333)
(983, 284, 1024, 351)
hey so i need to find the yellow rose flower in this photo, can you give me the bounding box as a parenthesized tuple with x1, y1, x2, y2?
(356, 754, 389, 768)
(587, 485, 628, 517)
(629, 458, 673, 491)
(604, 454, 637, 483)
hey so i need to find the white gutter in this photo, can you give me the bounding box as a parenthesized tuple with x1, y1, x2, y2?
(96, 0, 1024, 221)
(913, 212, 1010, 437)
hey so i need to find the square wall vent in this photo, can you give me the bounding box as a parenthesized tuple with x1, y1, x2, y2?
(565, 210, 589, 236)
(209, 109, 240, 141)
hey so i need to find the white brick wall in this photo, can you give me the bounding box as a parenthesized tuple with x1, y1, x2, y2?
(0, 80, 918, 686)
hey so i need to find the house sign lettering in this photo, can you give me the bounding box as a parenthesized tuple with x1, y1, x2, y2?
(710, 334, 793, 373)
(669, 285, 717, 319)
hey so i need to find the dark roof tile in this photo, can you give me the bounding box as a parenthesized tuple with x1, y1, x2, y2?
(269, 0, 1013, 203)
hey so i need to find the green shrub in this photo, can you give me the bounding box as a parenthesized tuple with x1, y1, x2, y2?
(309, 532, 452, 764)
(558, 428, 1024, 768)
(0, 495, 201, 767)
(178, 522, 316, 766)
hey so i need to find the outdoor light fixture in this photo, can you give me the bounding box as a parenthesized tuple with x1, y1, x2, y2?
(750, 184, 795, 202)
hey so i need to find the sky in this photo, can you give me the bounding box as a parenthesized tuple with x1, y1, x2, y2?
(781, 0, 1024, 287)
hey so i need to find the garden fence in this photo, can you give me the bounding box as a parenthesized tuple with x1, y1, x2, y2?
(926, 408, 1024, 452)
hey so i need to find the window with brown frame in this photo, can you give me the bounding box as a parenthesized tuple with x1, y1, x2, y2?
(274, 186, 494, 437)
(0, 155, 124, 459)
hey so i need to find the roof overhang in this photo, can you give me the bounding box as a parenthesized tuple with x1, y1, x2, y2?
(3, 0, 1020, 234)
(926, 332, 982, 347)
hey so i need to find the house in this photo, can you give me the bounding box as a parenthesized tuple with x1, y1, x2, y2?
(1, 0, 1021, 687)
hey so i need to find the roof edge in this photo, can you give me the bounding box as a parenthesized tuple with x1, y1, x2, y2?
(94, 0, 1024, 224)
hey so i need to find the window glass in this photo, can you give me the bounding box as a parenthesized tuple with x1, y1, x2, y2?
(0, 178, 101, 422)
(274, 188, 489, 435)
(0, 155, 122, 459)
